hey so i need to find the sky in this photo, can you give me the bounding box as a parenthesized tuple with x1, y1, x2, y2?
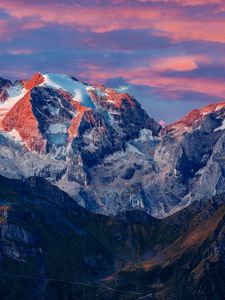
(0, 0, 225, 123)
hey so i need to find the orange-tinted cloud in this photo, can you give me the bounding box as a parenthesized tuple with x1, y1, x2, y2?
(0, 0, 224, 44)
(171, 0, 221, 6)
(152, 56, 198, 72)
(154, 19, 225, 43)
(130, 75, 225, 99)
(0, 2, 160, 32)
(0, 0, 215, 42)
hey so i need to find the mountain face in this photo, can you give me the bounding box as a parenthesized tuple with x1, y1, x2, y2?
(158, 102, 225, 209)
(0, 72, 162, 216)
(1, 72, 225, 218)
(1, 174, 225, 300)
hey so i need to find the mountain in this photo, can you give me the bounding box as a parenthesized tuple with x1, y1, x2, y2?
(0, 174, 225, 300)
(158, 101, 225, 211)
(1, 72, 225, 218)
(0, 72, 162, 215)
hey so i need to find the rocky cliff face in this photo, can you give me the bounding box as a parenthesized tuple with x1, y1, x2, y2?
(1, 72, 225, 218)
(153, 101, 225, 215)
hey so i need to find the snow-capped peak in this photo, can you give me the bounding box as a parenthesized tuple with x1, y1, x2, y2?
(39, 73, 95, 110)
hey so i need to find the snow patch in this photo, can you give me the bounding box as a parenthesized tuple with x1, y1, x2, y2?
(87, 86, 106, 97)
(134, 129, 160, 144)
(48, 123, 67, 134)
(135, 129, 154, 142)
(8, 84, 23, 98)
(0, 85, 26, 118)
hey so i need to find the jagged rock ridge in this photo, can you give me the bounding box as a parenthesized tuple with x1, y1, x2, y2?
(1, 72, 225, 217)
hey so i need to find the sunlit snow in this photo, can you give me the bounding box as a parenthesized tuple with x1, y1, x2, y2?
(40, 73, 95, 109)
(0, 85, 26, 118)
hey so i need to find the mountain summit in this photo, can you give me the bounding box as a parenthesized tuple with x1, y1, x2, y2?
(0, 72, 160, 153)
(1, 72, 225, 218)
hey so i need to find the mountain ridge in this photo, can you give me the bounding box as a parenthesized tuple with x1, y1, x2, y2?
(1, 71, 225, 219)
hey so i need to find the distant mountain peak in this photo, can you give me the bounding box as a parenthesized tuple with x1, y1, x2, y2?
(163, 100, 225, 138)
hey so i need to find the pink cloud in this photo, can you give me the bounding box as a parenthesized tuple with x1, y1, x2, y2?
(0, 14, 44, 41)
(154, 19, 225, 43)
(0, 0, 224, 44)
(0, 19, 16, 41)
(152, 56, 198, 72)
(129, 74, 225, 99)
(134, 0, 220, 3)
(80, 62, 225, 99)
(171, 0, 221, 6)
